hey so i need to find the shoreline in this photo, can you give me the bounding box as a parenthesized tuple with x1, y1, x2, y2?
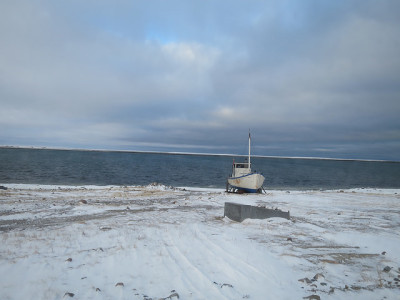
(2, 182, 400, 194)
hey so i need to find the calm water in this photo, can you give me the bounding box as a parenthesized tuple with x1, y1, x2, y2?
(1, 148, 399, 189)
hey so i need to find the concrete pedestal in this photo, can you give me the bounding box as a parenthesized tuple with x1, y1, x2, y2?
(224, 202, 290, 222)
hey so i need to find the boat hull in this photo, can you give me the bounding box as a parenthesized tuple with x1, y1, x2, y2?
(227, 173, 265, 193)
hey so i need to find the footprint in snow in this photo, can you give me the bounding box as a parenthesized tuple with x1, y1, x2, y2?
(64, 292, 74, 297)
(213, 281, 233, 288)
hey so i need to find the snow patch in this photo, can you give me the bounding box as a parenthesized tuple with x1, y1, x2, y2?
(0, 185, 399, 299)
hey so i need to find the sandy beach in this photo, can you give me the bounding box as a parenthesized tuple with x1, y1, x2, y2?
(0, 184, 399, 299)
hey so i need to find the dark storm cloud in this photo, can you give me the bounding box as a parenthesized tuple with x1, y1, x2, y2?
(0, 0, 399, 160)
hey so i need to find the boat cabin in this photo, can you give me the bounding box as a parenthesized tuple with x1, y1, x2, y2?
(231, 162, 251, 177)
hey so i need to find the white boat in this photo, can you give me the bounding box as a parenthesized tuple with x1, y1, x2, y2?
(227, 132, 265, 193)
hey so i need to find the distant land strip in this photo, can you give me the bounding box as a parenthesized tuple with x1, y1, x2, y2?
(1, 145, 397, 163)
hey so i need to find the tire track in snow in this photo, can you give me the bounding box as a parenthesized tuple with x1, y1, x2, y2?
(163, 229, 232, 300)
(194, 224, 298, 298)
(195, 225, 271, 280)
(183, 225, 254, 283)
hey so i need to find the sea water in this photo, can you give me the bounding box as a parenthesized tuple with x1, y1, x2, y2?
(1, 148, 399, 189)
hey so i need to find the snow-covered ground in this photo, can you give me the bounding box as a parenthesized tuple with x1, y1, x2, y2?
(0, 184, 399, 300)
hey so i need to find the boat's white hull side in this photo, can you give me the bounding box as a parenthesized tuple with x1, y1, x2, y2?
(228, 173, 265, 193)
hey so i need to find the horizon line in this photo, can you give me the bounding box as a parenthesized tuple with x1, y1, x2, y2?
(1, 145, 398, 163)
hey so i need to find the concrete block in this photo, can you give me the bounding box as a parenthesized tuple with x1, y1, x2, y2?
(224, 202, 290, 222)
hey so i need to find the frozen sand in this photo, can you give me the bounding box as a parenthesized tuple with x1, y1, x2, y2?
(0, 184, 399, 299)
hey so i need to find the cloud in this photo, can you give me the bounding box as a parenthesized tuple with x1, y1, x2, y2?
(0, 0, 399, 160)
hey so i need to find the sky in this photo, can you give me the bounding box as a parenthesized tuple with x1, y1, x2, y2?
(1, 0, 400, 161)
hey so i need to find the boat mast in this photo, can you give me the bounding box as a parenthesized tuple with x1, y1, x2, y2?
(248, 130, 251, 168)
